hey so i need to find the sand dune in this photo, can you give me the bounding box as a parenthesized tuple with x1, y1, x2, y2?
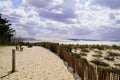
(0, 46, 74, 80)
(35, 38, 72, 42)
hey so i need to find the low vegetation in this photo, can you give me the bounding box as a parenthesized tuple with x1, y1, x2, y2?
(94, 50, 103, 54)
(91, 59, 109, 67)
(81, 48, 89, 52)
(63, 44, 120, 52)
(104, 56, 114, 61)
(92, 53, 103, 58)
(72, 53, 81, 59)
(63, 44, 72, 52)
(27, 43, 33, 48)
(80, 52, 87, 56)
(108, 51, 120, 56)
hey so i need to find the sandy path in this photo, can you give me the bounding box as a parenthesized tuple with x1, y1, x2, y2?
(0, 46, 74, 80)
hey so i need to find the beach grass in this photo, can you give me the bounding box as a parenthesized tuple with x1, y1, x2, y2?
(0, 45, 11, 47)
(91, 59, 109, 67)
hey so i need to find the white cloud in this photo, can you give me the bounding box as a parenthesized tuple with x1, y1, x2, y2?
(86, 0, 120, 9)
(0, 0, 12, 10)
(51, 9, 63, 14)
(1, 0, 120, 40)
(25, 0, 52, 8)
(14, 26, 30, 37)
(51, 0, 63, 7)
(75, 9, 120, 29)
(24, 0, 63, 10)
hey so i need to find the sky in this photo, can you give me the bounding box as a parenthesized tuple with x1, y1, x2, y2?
(0, 0, 120, 40)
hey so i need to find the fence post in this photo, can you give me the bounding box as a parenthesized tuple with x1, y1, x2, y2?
(12, 49, 16, 72)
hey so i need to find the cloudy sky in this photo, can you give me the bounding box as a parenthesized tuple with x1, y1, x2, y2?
(0, 0, 120, 40)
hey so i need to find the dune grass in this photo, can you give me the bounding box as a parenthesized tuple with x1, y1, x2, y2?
(92, 54, 103, 58)
(63, 44, 120, 53)
(0, 45, 11, 47)
(108, 51, 120, 56)
(91, 59, 109, 67)
(80, 52, 87, 56)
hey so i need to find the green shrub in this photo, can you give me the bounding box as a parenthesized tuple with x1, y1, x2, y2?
(91, 59, 109, 67)
(72, 53, 81, 59)
(114, 63, 120, 66)
(104, 56, 114, 61)
(111, 45, 120, 50)
(92, 54, 103, 58)
(28, 43, 33, 48)
(82, 58, 88, 65)
(94, 50, 103, 54)
(110, 68, 120, 74)
(108, 51, 120, 56)
(24, 42, 30, 46)
(63, 45, 72, 52)
(81, 49, 89, 52)
(79, 45, 88, 49)
(80, 53, 87, 56)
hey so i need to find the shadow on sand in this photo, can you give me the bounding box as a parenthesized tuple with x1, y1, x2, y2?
(63, 61, 81, 80)
(0, 71, 17, 79)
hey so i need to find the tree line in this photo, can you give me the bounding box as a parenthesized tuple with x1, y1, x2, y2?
(0, 14, 15, 45)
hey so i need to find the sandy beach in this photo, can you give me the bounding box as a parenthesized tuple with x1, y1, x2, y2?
(0, 46, 74, 80)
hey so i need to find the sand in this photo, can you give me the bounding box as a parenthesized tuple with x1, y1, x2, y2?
(0, 46, 74, 80)
(72, 48, 120, 68)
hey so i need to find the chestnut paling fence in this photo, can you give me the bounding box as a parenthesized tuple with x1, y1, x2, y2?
(34, 42, 120, 80)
